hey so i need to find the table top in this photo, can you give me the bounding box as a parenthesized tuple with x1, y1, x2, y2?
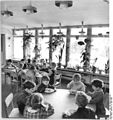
(42, 89, 96, 119)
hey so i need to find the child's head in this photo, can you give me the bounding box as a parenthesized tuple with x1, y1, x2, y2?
(51, 62, 56, 69)
(27, 59, 31, 63)
(7, 59, 12, 65)
(32, 59, 36, 65)
(91, 79, 104, 91)
(42, 75, 50, 85)
(23, 80, 36, 93)
(31, 93, 44, 110)
(75, 91, 88, 108)
(20, 59, 25, 63)
(72, 73, 81, 83)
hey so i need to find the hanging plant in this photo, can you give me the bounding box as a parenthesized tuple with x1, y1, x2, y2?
(23, 32, 34, 48)
(50, 33, 65, 52)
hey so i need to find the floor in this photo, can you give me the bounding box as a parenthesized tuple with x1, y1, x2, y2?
(1, 78, 109, 118)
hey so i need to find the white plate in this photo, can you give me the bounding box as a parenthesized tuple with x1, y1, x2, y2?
(44, 88, 55, 93)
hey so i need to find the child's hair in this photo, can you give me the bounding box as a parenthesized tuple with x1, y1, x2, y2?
(51, 62, 56, 68)
(27, 59, 31, 63)
(75, 91, 88, 107)
(30, 93, 44, 110)
(7, 59, 12, 63)
(73, 73, 81, 81)
(91, 79, 104, 88)
(42, 75, 50, 82)
(29, 65, 35, 70)
(21, 59, 25, 62)
(32, 59, 36, 63)
(23, 81, 35, 89)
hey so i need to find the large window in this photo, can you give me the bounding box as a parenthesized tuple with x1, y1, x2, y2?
(14, 37, 23, 60)
(28, 37, 35, 59)
(12, 26, 109, 71)
(52, 37, 66, 65)
(68, 37, 86, 68)
(52, 28, 66, 65)
(38, 37, 49, 60)
(90, 27, 109, 70)
(90, 37, 109, 70)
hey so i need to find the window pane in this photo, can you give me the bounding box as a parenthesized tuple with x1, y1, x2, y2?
(14, 30, 23, 36)
(71, 28, 87, 35)
(27, 30, 35, 36)
(68, 37, 86, 68)
(38, 29, 50, 35)
(90, 37, 109, 70)
(38, 37, 49, 60)
(29, 37, 35, 59)
(53, 28, 66, 35)
(14, 37, 23, 60)
(92, 27, 109, 35)
(52, 37, 66, 65)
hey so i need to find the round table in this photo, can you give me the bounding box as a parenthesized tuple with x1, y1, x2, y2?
(43, 89, 96, 119)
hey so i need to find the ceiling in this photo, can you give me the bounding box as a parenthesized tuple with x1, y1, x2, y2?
(0, 0, 109, 29)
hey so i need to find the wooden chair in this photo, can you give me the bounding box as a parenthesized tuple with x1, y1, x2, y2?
(4, 93, 23, 118)
(54, 74, 62, 88)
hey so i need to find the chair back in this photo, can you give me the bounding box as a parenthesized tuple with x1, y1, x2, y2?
(4, 93, 14, 117)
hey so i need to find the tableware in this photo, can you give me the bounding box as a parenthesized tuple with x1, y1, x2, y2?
(44, 88, 55, 93)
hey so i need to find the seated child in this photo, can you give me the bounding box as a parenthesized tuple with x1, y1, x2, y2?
(36, 75, 55, 93)
(67, 73, 85, 94)
(62, 91, 95, 119)
(16, 80, 36, 115)
(48, 62, 56, 86)
(24, 93, 54, 118)
(4, 59, 17, 69)
(87, 79, 106, 118)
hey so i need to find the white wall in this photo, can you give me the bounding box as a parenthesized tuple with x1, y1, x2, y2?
(1, 25, 14, 65)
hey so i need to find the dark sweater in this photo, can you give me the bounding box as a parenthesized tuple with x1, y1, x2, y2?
(49, 69, 55, 86)
(16, 90, 31, 115)
(89, 90, 106, 117)
(62, 107, 95, 119)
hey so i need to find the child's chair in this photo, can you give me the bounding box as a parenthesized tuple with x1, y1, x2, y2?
(54, 74, 62, 88)
(4, 93, 23, 118)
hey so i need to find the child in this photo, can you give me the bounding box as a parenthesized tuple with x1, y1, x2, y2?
(24, 93, 54, 118)
(48, 62, 56, 86)
(16, 80, 36, 115)
(36, 75, 55, 93)
(4, 59, 17, 69)
(67, 73, 85, 94)
(20, 59, 27, 69)
(62, 91, 95, 119)
(88, 79, 106, 118)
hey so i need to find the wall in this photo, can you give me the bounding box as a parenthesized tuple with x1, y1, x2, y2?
(1, 25, 14, 66)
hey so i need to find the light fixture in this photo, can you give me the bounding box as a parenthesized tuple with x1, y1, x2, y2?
(79, 21, 85, 34)
(103, 0, 109, 4)
(22, 1, 37, 14)
(55, 1, 73, 9)
(1, 9, 13, 17)
(57, 23, 63, 34)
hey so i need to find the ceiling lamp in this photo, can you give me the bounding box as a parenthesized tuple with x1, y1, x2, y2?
(55, 1, 73, 9)
(79, 21, 85, 34)
(103, 0, 109, 4)
(1, 9, 13, 17)
(22, 1, 37, 14)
